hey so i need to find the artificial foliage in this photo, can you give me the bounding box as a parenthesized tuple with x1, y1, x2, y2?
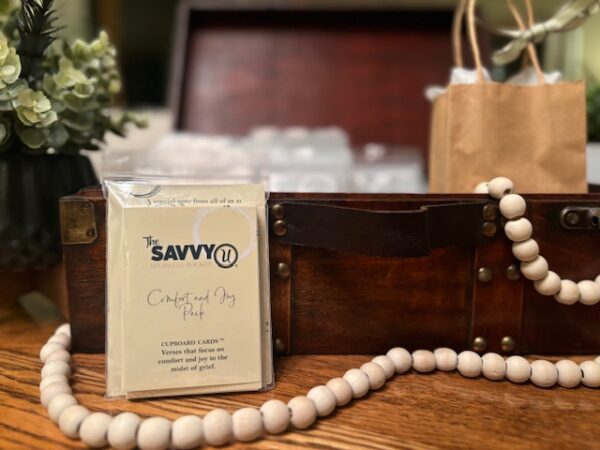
(0, 0, 145, 154)
(588, 85, 600, 142)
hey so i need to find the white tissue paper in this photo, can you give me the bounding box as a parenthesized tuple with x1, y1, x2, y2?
(425, 66, 563, 102)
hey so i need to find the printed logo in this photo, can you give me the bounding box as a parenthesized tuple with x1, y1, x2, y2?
(143, 235, 238, 269)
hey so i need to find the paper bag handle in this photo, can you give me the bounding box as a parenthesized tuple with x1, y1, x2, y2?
(453, 0, 545, 84)
(506, 0, 545, 84)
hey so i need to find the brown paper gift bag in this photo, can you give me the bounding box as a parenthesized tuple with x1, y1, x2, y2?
(429, 0, 587, 193)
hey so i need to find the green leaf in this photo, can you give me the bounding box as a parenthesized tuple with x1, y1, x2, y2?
(0, 78, 27, 101)
(17, 0, 59, 81)
(62, 112, 94, 131)
(15, 122, 49, 148)
(0, 121, 7, 143)
(47, 122, 68, 148)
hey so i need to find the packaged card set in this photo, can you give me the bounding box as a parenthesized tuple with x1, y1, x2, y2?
(104, 181, 273, 399)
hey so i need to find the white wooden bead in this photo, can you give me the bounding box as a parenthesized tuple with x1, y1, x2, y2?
(260, 399, 290, 434)
(39, 340, 62, 361)
(554, 280, 580, 305)
(58, 404, 90, 439)
(343, 368, 370, 398)
(504, 218, 533, 242)
(40, 380, 72, 407)
(80, 412, 112, 448)
(40, 342, 66, 363)
(481, 353, 506, 381)
(555, 360, 581, 389)
(48, 393, 77, 423)
(288, 396, 317, 430)
(505, 356, 531, 383)
(40, 373, 68, 390)
(203, 409, 232, 446)
(433, 348, 457, 372)
(457, 351, 482, 378)
(307, 385, 337, 417)
(412, 350, 435, 373)
(232, 408, 263, 442)
(530, 360, 558, 388)
(325, 378, 353, 407)
(107, 412, 142, 450)
(488, 176, 514, 199)
(520, 256, 548, 281)
(499, 194, 526, 219)
(48, 332, 71, 350)
(55, 323, 71, 336)
(172, 415, 203, 449)
(512, 239, 539, 262)
(41, 360, 71, 378)
(595, 356, 600, 365)
(371, 355, 395, 379)
(474, 182, 489, 194)
(596, 275, 600, 285)
(45, 349, 71, 363)
(386, 347, 412, 374)
(534, 271, 561, 296)
(577, 280, 600, 305)
(137, 417, 171, 450)
(580, 361, 600, 388)
(360, 362, 386, 390)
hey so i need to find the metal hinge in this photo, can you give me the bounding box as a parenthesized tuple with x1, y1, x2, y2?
(59, 198, 98, 245)
(560, 207, 600, 231)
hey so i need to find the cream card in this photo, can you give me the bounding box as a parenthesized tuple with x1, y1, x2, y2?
(105, 183, 273, 398)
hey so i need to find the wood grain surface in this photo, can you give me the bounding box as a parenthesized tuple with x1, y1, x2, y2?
(1, 302, 599, 450)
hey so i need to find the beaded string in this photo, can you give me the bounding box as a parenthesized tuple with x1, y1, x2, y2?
(38, 177, 600, 449)
(475, 177, 600, 305)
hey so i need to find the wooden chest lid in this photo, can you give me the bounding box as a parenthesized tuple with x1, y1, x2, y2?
(169, 0, 456, 155)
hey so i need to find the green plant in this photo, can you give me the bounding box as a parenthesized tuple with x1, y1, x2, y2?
(588, 84, 600, 142)
(0, 0, 145, 154)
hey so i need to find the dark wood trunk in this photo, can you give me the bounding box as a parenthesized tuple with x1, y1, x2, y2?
(61, 188, 600, 356)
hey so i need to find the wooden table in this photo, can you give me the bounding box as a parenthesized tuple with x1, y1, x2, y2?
(1, 302, 598, 450)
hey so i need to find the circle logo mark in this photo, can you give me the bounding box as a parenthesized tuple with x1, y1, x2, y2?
(214, 244, 238, 269)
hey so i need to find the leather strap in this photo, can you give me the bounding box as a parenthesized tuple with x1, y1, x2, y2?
(272, 201, 487, 257)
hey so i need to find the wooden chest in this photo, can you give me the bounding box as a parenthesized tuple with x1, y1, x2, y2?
(61, 189, 600, 355)
(60, 1, 600, 355)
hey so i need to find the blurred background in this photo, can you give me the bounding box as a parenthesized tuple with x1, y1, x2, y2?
(60, 1, 600, 105)
(52, 0, 600, 191)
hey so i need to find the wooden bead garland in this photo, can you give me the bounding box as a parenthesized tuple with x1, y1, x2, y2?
(39, 325, 600, 449)
(479, 177, 600, 307)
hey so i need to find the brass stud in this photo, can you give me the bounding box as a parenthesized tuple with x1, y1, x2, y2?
(506, 264, 521, 281)
(482, 204, 497, 221)
(271, 204, 285, 219)
(274, 338, 285, 355)
(273, 220, 287, 236)
(565, 211, 580, 226)
(276, 262, 290, 279)
(482, 221, 497, 238)
(477, 267, 492, 283)
(472, 336, 487, 352)
(501, 336, 516, 353)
